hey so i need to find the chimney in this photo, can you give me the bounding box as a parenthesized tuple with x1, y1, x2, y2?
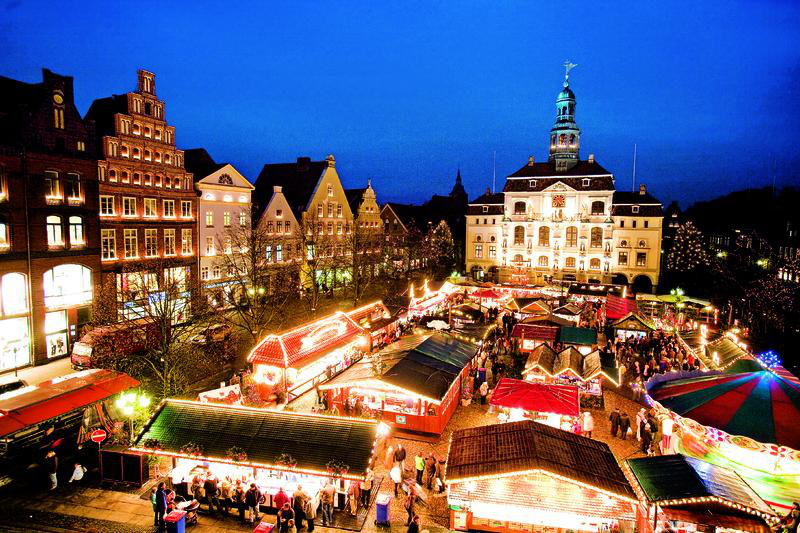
(326, 154, 336, 168)
(588, 153, 595, 163)
(639, 184, 646, 195)
(274, 186, 283, 193)
(485, 187, 491, 194)
(528, 155, 535, 166)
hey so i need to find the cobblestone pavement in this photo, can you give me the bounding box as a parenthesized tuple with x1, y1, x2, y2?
(0, 389, 647, 533)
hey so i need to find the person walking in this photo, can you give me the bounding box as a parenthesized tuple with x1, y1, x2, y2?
(394, 443, 407, 473)
(619, 412, 631, 440)
(404, 484, 416, 526)
(321, 479, 336, 526)
(414, 452, 425, 485)
(278, 502, 295, 533)
(360, 468, 373, 508)
(245, 482, 262, 524)
(45, 450, 58, 490)
(609, 408, 621, 438)
(154, 482, 167, 531)
(293, 484, 308, 529)
(424, 453, 436, 490)
(581, 412, 594, 438)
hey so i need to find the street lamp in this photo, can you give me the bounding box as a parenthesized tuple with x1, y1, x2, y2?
(116, 392, 151, 444)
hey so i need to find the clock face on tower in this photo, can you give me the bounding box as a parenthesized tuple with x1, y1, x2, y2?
(552, 195, 566, 208)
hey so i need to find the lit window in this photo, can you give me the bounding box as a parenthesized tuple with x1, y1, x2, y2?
(206, 237, 215, 256)
(566, 226, 578, 247)
(589, 258, 600, 270)
(223, 212, 231, 227)
(0, 222, 7, 249)
(124, 229, 138, 258)
(68, 216, 84, 245)
(618, 251, 628, 266)
(45, 171, 61, 200)
(144, 229, 158, 257)
(65, 173, 81, 201)
(100, 196, 114, 215)
(144, 198, 157, 217)
(337, 222, 342, 235)
(181, 201, 192, 218)
(1, 272, 28, 315)
(164, 230, 176, 256)
(46, 216, 63, 246)
(201, 267, 209, 280)
(123, 197, 137, 217)
(337, 204, 342, 217)
(328, 203, 334, 217)
(163, 200, 175, 218)
(239, 212, 246, 226)
(276, 244, 283, 262)
(265, 245, 272, 262)
(327, 184, 333, 196)
(181, 229, 192, 255)
(0, 171, 6, 200)
(475, 244, 483, 258)
(590, 227, 603, 248)
(317, 204, 323, 218)
(636, 252, 647, 267)
(632, 205, 640, 214)
(206, 211, 213, 227)
(101, 229, 116, 260)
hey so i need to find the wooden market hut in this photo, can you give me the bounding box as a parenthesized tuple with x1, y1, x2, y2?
(626, 455, 777, 533)
(558, 326, 598, 353)
(345, 300, 401, 348)
(446, 421, 637, 533)
(611, 312, 657, 339)
(318, 333, 474, 435)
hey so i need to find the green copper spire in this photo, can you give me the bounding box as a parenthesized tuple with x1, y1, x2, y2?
(549, 60, 581, 170)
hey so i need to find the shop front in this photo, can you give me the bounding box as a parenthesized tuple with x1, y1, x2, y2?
(131, 400, 379, 513)
(248, 311, 368, 402)
(319, 333, 474, 435)
(489, 378, 579, 431)
(446, 421, 637, 533)
(626, 455, 777, 533)
(42, 264, 94, 361)
(0, 271, 31, 371)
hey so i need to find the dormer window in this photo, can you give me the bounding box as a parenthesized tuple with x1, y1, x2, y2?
(529, 180, 537, 188)
(582, 178, 591, 187)
(632, 205, 640, 213)
(327, 184, 333, 197)
(482, 206, 488, 213)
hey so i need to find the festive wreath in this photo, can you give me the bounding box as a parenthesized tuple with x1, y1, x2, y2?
(326, 459, 349, 477)
(275, 453, 297, 468)
(226, 446, 248, 462)
(142, 438, 161, 450)
(179, 442, 204, 457)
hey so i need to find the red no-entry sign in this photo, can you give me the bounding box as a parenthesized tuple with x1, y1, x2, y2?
(89, 429, 107, 443)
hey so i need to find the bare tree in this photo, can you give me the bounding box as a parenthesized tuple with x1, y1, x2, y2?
(297, 214, 344, 312)
(341, 220, 383, 306)
(212, 216, 300, 346)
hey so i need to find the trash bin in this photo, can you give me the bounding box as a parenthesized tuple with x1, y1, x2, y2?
(253, 522, 275, 533)
(375, 493, 391, 526)
(165, 510, 186, 533)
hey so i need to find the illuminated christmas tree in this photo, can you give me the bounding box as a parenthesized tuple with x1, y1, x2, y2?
(666, 221, 710, 272)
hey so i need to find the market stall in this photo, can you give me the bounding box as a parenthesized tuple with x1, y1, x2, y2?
(318, 333, 474, 435)
(626, 455, 777, 533)
(131, 400, 379, 512)
(611, 312, 657, 340)
(247, 311, 368, 402)
(605, 294, 639, 321)
(552, 303, 581, 324)
(407, 280, 457, 318)
(511, 323, 558, 353)
(557, 326, 597, 354)
(489, 378, 579, 431)
(346, 300, 401, 350)
(504, 297, 551, 318)
(446, 420, 637, 533)
(645, 370, 800, 510)
(468, 288, 510, 309)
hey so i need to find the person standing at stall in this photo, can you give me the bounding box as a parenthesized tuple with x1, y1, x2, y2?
(233, 480, 246, 522)
(278, 502, 295, 533)
(204, 474, 219, 514)
(293, 484, 308, 529)
(154, 482, 167, 531)
(424, 453, 436, 490)
(360, 468, 374, 508)
(619, 411, 631, 440)
(274, 487, 290, 515)
(304, 494, 317, 532)
(414, 452, 425, 484)
(245, 483, 262, 524)
(321, 479, 336, 527)
(394, 443, 407, 473)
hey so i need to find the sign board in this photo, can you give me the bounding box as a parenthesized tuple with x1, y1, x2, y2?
(90, 429, 107, 443)
(395, 415, 406, 425)
(453, 510, 468, 531)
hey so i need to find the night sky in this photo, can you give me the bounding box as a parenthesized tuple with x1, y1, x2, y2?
(1, 1, 798, 208)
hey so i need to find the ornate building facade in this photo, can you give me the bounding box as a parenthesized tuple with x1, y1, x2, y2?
(466, 68, 662, 292)
(86, 70, 197, 318)
(0, 69, 100, 369)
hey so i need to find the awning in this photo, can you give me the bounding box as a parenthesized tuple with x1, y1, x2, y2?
(471, 288, 502, 300)
(511, 323, 558, 341)
(0, 369, 140, 437)
(606, 294, 639, 320)
(660, 507, 770, 533)
(490, 378, 579, 417)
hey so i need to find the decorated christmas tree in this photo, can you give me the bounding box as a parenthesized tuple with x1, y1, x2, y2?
(666, 221, 710, 272)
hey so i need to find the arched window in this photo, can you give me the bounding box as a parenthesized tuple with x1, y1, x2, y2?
(43, 264, 92, 308)
(589, 258, 601, 270)
(591, 201, 604, 215)
(566, 226, 578, 247)
(68, 216, 84, 245)
(514, 226, 525, 245)
(569, 134, 576, 146)
(490, 235, 495, 242)
(538, 256, 549, 267)
(538, 226, 550, 246)
(513, 254, 524, 264)
(590, 227, 603, 248)
(476, 235, 482, 242)
(559, 134, 567, 146)
(565, 257, 576, 268)
(1, 272, 28, 315)
(514, 201, 526, 215)
(46, 215, 62, 246)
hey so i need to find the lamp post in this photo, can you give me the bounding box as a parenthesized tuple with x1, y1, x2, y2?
(116, 392, 151, 444)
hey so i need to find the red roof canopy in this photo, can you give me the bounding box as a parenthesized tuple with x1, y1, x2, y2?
(0, 369, 139, 437)
(511, 323, 558, 341)
(248, 312, 365, 368)
(490, 378, 579, 417)
(606, 294, 639, 320)
(471, 288, 502, 299)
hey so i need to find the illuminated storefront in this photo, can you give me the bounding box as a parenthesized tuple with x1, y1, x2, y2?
(489, 378, 579, 431)
(43, 264, 93, 359)
(248, 311, 367, 402)
(131, 400, 379, 511)
(446, 421, 637, 533)
(0, 272, 31, 370)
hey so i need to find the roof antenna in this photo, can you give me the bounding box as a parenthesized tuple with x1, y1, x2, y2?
(492, 151, 496, 193)
(631, 143, 637, 191)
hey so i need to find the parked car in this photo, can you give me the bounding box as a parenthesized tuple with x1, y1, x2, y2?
(189, 323, 232, 345)
(71, 318, 157, 369)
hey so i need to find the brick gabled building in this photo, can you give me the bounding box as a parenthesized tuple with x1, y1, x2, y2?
(85, 70, 196, 318)
(0, 68, 99, 370)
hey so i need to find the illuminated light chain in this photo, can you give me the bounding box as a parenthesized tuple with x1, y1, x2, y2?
(756, 350, 781, 369)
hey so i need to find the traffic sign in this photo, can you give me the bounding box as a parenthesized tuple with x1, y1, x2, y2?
(89, 429, 107, 443)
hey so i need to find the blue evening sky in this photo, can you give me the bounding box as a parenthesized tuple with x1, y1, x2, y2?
(1, 1, 798, 208)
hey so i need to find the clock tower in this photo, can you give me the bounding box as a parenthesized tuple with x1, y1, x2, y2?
(549, 61, 581, 170)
